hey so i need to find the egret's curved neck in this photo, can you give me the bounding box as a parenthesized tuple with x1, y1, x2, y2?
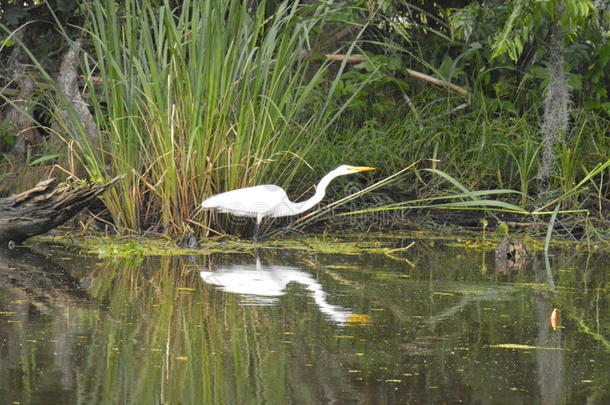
(288, 169, 342, 215)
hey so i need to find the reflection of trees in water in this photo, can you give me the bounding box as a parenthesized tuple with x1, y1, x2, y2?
(48, 254, 367, 404)
(532, 254, 566, 405)
(1, 247, 608, 403)
(535, 295, 566, 405)
(0, 246, 98, 401)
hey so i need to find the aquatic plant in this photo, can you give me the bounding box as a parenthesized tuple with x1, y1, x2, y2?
(55, 0, 359, 234)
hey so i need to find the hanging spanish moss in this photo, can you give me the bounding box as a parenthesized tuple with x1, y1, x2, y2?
(536, 18, 571, 195)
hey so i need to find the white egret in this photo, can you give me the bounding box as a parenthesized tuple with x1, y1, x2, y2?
(201, 164, 375, 241)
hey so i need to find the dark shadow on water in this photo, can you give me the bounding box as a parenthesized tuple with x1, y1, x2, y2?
(0, 246, 96, 311)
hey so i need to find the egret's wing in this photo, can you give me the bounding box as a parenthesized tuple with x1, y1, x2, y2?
(201, 185, 290, 217)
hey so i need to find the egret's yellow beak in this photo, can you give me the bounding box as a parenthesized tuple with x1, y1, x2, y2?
(350, 166, 376, 172)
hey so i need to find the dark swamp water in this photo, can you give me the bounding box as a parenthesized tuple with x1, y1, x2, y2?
(0, 236, 609, 404)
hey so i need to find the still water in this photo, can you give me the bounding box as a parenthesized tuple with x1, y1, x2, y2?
(0, 237, 609, 404)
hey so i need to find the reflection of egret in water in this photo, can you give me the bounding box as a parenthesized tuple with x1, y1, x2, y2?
(200, 259, 368, 325)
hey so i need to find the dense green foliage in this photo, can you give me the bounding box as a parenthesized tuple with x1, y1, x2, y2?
(0, 0, 608, 237)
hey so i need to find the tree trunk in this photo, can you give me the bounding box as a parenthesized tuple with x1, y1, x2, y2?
(1, 28, 41, 161)
(53, 39, 100, 154)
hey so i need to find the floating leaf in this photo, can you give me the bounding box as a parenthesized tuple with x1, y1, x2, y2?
(347, 314, 372, 323)
(551, 308, 558, 330)
(489, 343, 564, 350)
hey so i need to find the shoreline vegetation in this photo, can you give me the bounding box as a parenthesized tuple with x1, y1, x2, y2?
(32, 223, 606, 262)
(0, 0, 608, 245)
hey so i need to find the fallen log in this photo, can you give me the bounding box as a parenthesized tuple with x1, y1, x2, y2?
(0, 176, 121, 245)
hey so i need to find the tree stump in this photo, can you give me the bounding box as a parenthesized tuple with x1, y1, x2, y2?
(0, 176, 121, 245)
(495, 237, 529, 273)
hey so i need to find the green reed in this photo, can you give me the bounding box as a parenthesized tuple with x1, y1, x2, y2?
(69, 0, 347, 234)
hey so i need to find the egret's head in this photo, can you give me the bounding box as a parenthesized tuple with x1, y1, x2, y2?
(335, 165, 376, 176)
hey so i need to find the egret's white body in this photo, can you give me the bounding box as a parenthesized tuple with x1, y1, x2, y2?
(201, 165, 374, 240)
(200, 260, 354, 324)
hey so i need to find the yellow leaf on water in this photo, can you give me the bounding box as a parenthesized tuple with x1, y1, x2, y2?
(489, 343, 564, 350)
(551, 308, 558, 330)
(347, 314, 372, 323)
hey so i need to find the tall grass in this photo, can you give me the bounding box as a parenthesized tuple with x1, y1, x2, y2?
(308, 99, 609, 214)
(58, 0, 352, 234)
